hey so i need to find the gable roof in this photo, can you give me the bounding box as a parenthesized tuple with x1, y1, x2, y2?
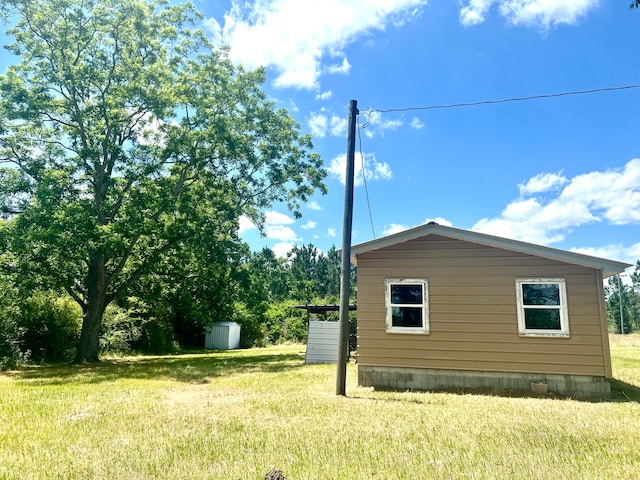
(350, 223, 631, 278)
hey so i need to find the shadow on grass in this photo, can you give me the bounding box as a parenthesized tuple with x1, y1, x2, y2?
(610, 378, 640, 402)
(5, 350, 306, 385)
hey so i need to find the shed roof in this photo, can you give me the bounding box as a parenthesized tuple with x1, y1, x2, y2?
(293, 304, 357, 314)
(350, 223, 631, 278)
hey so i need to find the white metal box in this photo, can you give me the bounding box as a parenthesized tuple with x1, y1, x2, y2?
(205, 322, 241, 350)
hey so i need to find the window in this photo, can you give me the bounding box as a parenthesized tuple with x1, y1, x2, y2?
(385, 278, 429, 334)
(516, 278, 569, 337)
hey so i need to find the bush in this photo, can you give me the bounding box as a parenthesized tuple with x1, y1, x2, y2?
(265, 302, 307, 344)
(135, 315, 179, 354)
(19, 292, 82, 363)
(100, 303, 146, 354)
(234, 302, 267, 348)
(0, 293, 22, 370)
(100, 298, 180, 354)
(282, 309, 307, 343)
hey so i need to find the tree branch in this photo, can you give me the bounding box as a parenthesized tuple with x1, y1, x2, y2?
(65, 283, 85, 310)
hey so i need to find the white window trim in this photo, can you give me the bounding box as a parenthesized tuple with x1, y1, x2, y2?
(515, 278, 570, 338)
(385, 278, 429, 334)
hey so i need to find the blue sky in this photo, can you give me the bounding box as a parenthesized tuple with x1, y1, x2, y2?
(2, 0, 638, 272)
(200, 0, 640, 271)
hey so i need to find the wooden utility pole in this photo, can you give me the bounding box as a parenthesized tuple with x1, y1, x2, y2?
(336, 99, 358, 396)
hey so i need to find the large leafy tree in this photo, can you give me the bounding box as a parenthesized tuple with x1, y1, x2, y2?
(0, 0, 325, 362)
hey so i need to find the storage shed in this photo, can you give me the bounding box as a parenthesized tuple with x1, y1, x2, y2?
(205, 322, 241, 350)
(351, 223, 630, 398)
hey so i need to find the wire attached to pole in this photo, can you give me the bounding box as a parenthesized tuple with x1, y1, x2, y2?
(362, 83, 640, 115)
(357, 116, 376, 239)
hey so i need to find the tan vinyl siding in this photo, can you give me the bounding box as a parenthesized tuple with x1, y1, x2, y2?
(356, 235, 609, 377)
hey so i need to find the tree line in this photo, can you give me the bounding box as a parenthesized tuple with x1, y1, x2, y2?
(606, 260, 640, 334)
(0, 241, 353, 368)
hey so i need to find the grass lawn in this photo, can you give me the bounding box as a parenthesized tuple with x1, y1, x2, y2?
(1, 335, 640, 479)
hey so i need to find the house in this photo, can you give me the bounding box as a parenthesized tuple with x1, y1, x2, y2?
(351, 223, 630, 398)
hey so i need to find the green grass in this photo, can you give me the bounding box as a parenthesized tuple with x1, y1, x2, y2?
(2, 338, 640, 479)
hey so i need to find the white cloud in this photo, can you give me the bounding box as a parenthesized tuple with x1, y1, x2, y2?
(316, 90, 333, 101)
(272, 241, 295, 258)
(308, 112, 348, 138)
(361, 110, 403, 138)
(263, 211, 299, 241)
(570, 244, 640, 266)
(559, 159, 640, 225)
(328, 227, 337, 237)
(410, 117, 425, 130)
(327, 152, 393, 186)
(570, 245, 620, 259)
(308, 201, 322, 211)
(472, 217, 567, 245)
(460, 0, 599, 30)
(208, 0, 426, 90)
(628, 243, 640, 264)
(265, 224, 301, 242)
(374, 161, 392, 180)
(238, 215, 257, 233)
(472, 158, 640, 245)
(460, 0, 493, 26)
(383, 223, 411, 236)
(309, 112, 329, 138)
(425, 217, 453, 227)
(265, 210, 295, 225)
(326, 57, 351, 75)
(382, 217, 453, 236)
(330, 115, 348, 137)
(301, 220, 317, 229)
(518, 171, 567, 196)
(288, 99, 300, 113)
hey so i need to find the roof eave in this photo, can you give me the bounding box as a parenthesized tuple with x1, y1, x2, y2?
(349, 224, 631, 277)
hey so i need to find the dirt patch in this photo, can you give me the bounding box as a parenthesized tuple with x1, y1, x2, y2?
(164, 383, 247, 409)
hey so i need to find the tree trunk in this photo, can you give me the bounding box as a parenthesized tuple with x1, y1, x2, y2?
(75, 252, 107, 363)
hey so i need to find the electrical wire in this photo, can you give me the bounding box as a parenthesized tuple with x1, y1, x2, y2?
(354, 82, 640, 236)
(363, 83, 640, 115)
(357, 113, 376, 238)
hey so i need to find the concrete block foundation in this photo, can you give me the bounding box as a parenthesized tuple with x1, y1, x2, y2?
(358, 365, 611, 399)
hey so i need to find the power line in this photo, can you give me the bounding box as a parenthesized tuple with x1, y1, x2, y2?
(352, 82, 639, 240)
(363, 83, 640, 115)
(357, 118, 376, 238)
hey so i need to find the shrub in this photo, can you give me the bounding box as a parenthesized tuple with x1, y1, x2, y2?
(234, 301, 267, 348)
(0, 294, 22, 369)
(135, 315, 179, 354)
(100, 303, 146, 354)
(265, 301, 307, 344)
(282, 309, 307, 343)
(19, 292, 82, 363)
